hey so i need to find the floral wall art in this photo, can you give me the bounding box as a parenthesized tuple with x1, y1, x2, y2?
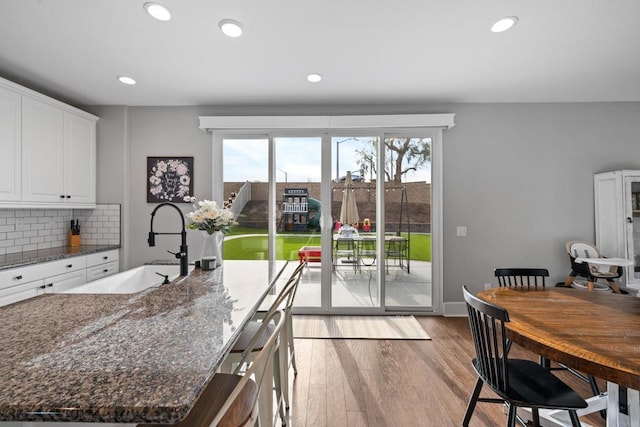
(147, 157, 193, 203)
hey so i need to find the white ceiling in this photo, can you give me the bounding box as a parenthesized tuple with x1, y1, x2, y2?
(1, 0, 639, 107)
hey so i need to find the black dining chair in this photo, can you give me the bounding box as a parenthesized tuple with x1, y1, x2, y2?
(495, 267, 604, 417)
(494, 268, 549, 290)
(462, 286, 587, 427)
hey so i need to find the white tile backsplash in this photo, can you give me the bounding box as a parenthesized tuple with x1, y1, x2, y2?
(0, 204, 121, 254)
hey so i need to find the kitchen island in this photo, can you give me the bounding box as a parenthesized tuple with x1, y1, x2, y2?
(0, 260, 287, 425)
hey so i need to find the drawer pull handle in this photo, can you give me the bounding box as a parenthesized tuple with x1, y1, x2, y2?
(15, 275, 22, 280)
(66, 264, 72, 268)
(60, 195, 65, 199)
(103, 256, 108, 260)
(40, 284, 46, 289)
(47, 283, 53, 287)
(103, 269, 108, 273)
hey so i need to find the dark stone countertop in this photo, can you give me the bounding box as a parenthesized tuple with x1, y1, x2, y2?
(0, 260, 287, 424)
(0, 245, 121, 271)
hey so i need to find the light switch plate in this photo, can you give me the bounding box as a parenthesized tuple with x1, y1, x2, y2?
(456, 226, 467, 237)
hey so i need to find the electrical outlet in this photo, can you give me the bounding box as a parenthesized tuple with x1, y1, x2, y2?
(15, 218, 25, 229)
(484, 283, 492, 290)
(47, 220, 57, 229)
(456, 226, 467, 237)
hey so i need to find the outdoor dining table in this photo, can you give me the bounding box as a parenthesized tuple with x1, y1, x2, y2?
(330, 233, 409, 272)
(477, 286, 640, 427)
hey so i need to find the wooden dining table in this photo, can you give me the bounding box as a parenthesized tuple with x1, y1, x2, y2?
(477, 286, 640, 427)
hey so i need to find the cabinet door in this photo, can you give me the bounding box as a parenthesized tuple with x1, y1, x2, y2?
(22, 96, 65, 202)
(45, 269, 87, 293)
(624, 176, 640, 287)
(0, 279, 44, 307)
(0, 86, 21, 201)
(64, 112, 96, 204)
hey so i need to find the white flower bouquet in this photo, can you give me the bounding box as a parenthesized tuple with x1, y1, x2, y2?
(184, 197, 236, 234)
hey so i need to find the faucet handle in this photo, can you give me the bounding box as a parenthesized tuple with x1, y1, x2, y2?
(167, 250, 185, 259)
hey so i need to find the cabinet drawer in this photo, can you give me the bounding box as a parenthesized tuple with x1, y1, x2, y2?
(0, 256, 86, 290)
(40, 256, 87, 277)
(86, 261, 119, 282)
(86, 249, 119, 267)
(0, 279, 43, 307)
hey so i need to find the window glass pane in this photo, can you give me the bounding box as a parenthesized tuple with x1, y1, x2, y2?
(384, 137, 432, 309)
(275, 137, 322, 308)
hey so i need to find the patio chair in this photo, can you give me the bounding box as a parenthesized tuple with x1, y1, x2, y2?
(333, 237, 358, 272)
(385, 236, 408, 273)
(462, 286, 587, 427)
(358, 237, 376, 266)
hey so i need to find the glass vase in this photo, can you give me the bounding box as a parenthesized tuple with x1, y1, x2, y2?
(200, 230, 223, 267)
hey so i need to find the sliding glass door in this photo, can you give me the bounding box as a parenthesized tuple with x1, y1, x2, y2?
(207, 114, 450, 315)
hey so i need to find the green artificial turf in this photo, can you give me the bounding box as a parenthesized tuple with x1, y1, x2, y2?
(222, 230, 431, 262)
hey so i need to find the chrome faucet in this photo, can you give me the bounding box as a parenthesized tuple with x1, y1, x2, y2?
(148, 202, 189, 277)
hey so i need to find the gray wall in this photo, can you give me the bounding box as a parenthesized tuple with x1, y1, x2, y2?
(441, 102, 640, 302)
(92, 102, 640, 303)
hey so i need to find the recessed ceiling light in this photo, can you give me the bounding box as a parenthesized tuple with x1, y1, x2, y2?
(118, 76, 136, 85)
(144, 2, 171, 21)
(491, 16, 518, 33)
(307, 73, 322, 83)
(219, 19, 243, 37)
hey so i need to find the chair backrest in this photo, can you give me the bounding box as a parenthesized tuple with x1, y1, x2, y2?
(210, 309, 285, 427)
(335, 238, 356, 252)
(566, 240, 600, 259)
(337, 225, 359, 238)
(462, 286, 511, 396)
(264, 261, 306, 318)
(386, 238, 407, 255)
(494, 268, 549, 290)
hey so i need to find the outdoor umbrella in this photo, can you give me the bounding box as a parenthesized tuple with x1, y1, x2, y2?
(339, 171, 359, 226)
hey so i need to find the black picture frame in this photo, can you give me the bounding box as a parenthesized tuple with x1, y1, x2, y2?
(147, 156, 194, 203)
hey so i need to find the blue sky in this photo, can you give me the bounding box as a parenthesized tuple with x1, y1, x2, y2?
(223, 137, 431, 183)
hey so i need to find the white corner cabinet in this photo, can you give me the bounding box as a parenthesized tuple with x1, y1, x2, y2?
(0, 249, 119, 307)
(0, 77, 98, 208)
(594, 170, 640, 290)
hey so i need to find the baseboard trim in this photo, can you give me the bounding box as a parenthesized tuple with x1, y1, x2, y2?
(443, 301, 467, 317)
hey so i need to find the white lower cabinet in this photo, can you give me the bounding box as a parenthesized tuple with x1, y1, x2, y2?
(44, 269, 87, 293)
(86, 261, 119, 282)
(0, 279, 44, 307)
(86, 249, 120, 282)
(0, 249, 119, 307)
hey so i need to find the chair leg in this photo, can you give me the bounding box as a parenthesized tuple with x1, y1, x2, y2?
(564, 273, 576, 287)
(532, 408, 540, 426)
(507, 404, 518, 427)
(539, 355, 551, 369)
(607, 279, 621, 294)
(587, 280, 595, 291)
(462, 377, 483, 426)
(277, 332, 290, 411)
(587, 375, 607, 419)
(286, 315, 298, 376)
(568, 410, 582, 427)
(273, 347, 287, 425)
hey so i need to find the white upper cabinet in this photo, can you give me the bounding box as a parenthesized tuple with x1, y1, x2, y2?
(64, 111, 96, 204)
(22, 96, 66, 203)
(0, 85, 21, 201)
(0, 77, 98, 208)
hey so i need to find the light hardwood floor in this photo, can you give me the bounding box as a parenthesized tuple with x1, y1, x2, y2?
(288, 316, 605, 427)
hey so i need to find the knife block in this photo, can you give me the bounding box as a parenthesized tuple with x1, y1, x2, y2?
(68, 230, 80, 247)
